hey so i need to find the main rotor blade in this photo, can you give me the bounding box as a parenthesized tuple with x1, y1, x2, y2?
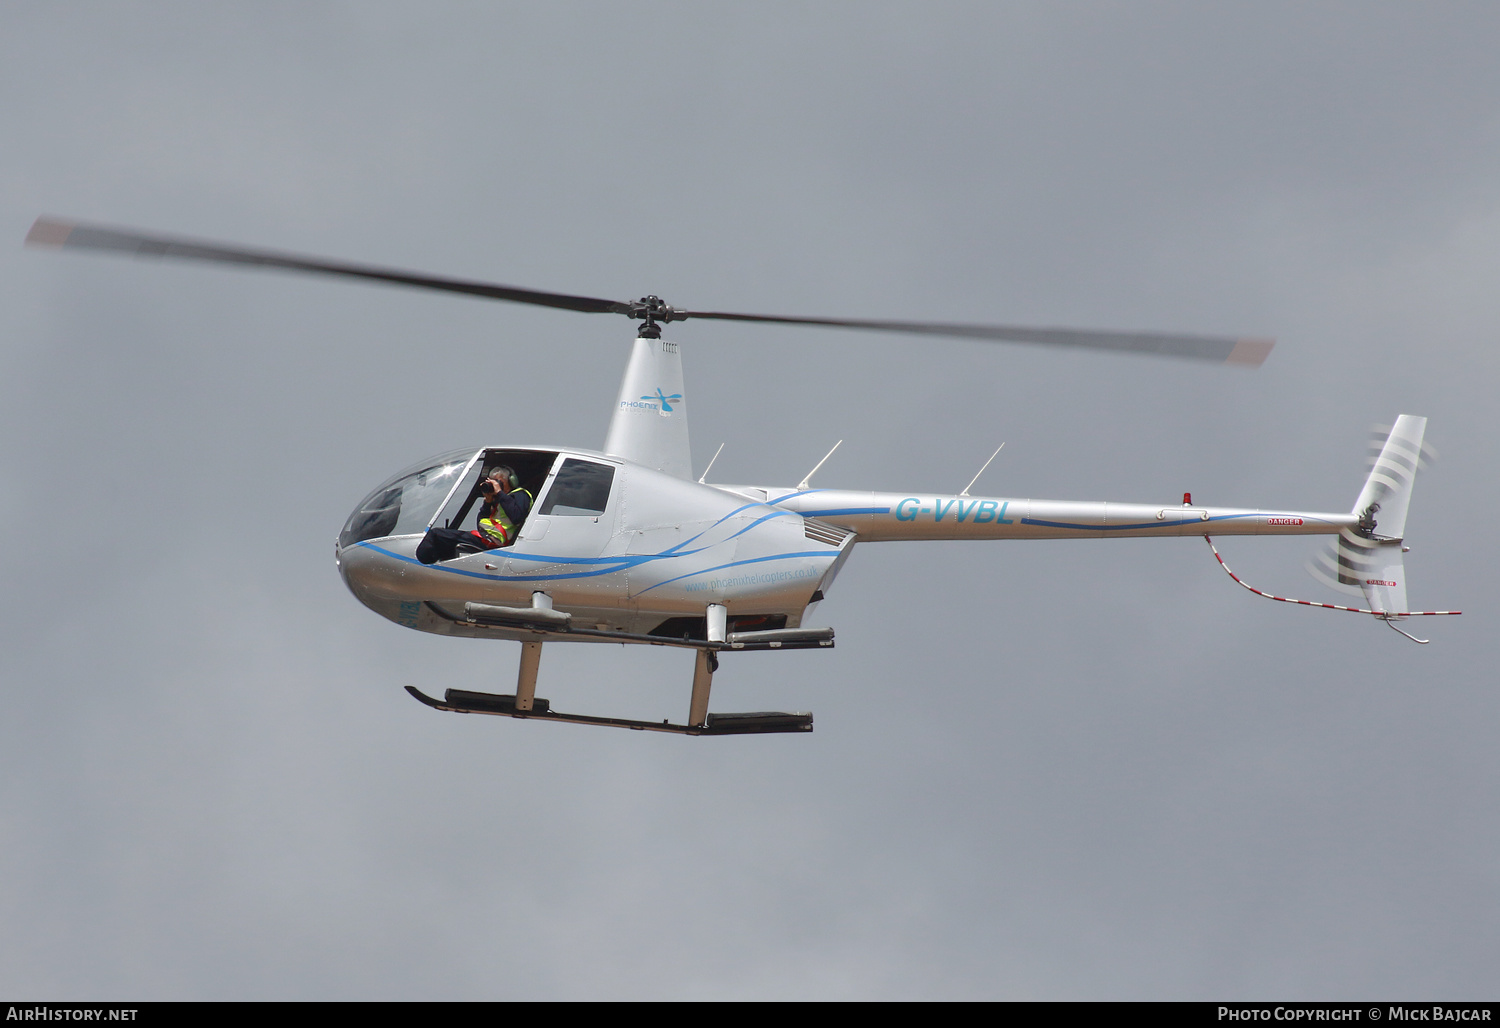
(28, 216, 1272, 365)
(25, 217, 629, 316)
(684, 309, 1273, 366)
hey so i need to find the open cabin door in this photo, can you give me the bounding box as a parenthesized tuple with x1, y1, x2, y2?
(429, 448, 561, 539)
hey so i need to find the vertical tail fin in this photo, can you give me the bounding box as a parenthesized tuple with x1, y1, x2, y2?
(1352, 415, 1426, 541)
(1338, 415, 1426, 616)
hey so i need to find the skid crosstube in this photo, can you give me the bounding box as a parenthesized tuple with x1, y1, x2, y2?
(405, 686, 813, 736)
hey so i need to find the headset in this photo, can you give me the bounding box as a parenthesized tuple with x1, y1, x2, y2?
(485, 465, 521, 490)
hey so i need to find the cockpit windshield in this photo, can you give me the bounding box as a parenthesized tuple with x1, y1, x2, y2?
(339, 448, 479, 548)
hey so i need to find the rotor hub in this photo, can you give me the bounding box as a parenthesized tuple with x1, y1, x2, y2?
(627, 295, 687, 338)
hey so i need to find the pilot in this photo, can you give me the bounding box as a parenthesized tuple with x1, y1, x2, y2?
(474, 465, 533, 549)
(416, 466, 533, 564)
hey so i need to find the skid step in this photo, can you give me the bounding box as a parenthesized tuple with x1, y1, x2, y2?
(406, 687, 812, 736)
(725, 627, 834, 650)
(444, 689, 551, 714)
(704, 711, 815, 733)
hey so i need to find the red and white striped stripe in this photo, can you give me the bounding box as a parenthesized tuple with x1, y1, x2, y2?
(1204, 536, 1460, 618)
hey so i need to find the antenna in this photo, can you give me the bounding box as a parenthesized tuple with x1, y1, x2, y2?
(798, 440, 843, 491)
(959, 443, 1005, 497)
(698, 442, 725, 484)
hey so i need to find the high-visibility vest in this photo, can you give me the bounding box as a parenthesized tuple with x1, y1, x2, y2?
(476, 487, 533, 548)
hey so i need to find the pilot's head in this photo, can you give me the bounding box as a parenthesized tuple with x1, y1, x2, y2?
(481, 466, 518, 494)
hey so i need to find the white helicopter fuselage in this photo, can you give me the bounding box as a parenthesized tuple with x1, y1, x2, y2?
(335, 334, 1364, 647)
(334, 447, 1357, 643)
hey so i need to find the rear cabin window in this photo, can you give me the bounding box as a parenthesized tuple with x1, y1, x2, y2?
(538, 459, 615, 516)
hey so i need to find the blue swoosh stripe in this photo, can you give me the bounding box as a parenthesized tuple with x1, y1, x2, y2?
(1020, 513, 1259, 531)
(638, 551, 835, 594)
(767, 488, 824, 505)
(723, 509, 801, 540)
(359, 542, 638, 581)
(798, 507, 890, 517)
(657, 499, 798, 554)
(357, 540, 830, 587)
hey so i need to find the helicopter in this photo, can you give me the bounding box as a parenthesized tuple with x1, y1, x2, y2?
(25, 217, 1459, 736)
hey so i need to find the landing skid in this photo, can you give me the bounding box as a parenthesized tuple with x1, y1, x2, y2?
(405, 686, 813, 736)
(414, 596, 824, 734)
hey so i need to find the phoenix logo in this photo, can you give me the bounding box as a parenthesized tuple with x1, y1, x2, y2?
(641, 387, 683, 416)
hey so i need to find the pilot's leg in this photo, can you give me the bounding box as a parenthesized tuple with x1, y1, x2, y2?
(417, 527, 468, 564)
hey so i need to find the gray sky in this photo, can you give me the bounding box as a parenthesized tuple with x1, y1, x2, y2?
(2, 1, 1496, 1000)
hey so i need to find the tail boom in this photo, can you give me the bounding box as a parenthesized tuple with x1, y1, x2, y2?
(730, 487, 1358, 542)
